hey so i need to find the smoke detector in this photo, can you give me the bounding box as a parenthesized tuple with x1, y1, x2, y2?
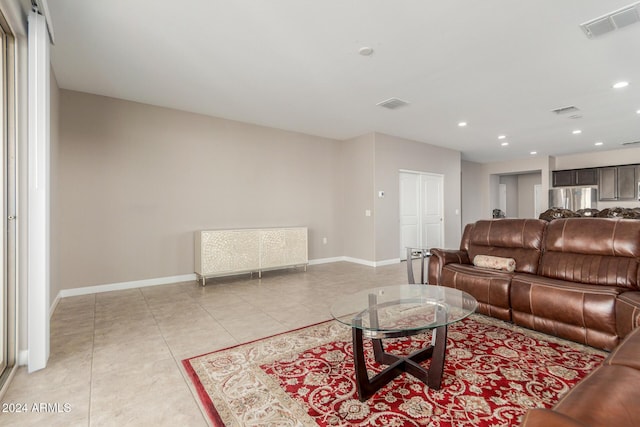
(580, 2, 640, 38)
(376, 98, 410, 110)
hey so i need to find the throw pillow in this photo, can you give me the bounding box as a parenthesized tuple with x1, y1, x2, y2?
(473, 254, 516, 272)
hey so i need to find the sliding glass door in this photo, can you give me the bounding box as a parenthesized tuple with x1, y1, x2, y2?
(0, 9, 16, 387)
(0, 19, 6, 380)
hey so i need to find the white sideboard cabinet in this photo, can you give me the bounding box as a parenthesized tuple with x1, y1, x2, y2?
(195, 227, 308, 285)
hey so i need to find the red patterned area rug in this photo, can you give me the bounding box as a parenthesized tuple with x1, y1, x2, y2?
(182, 315, 606, 426)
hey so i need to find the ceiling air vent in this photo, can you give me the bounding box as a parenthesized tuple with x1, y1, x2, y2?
(551, 105, 580, 115)
(580, 2, 640, 38)
(376, 97, 410, 110)
(621, 140, 640, 146)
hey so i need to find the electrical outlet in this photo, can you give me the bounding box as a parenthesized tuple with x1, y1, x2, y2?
(322, 237, 327, 244)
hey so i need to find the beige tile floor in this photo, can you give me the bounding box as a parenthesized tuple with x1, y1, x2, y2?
(0, 261, 415, 426)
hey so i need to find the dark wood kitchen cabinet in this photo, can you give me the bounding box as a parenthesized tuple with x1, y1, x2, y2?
(552, 168, 598, 187)
(599, 167, 617, 200)
(617, 165, 637, 200)
(575, 168, 598, 185)
(552, 170, 575, 186)
(599, 166, 637, 201)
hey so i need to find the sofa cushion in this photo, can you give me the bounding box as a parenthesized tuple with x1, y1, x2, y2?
(467, 219, 546, 274)
(511, 274, 624, 350)
(540, 218, 640, 289)
(440, 263, 512, 321)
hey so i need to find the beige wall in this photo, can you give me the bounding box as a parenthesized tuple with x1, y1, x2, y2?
(499, 175, 518, 217)
(340, 133, 375, 261)
(374, 133, 461, 256)
(554, 147, 640, 170)
(50, 69, 60, 305)
(462, 156, 551, 223)
(56, 90, 344, 290)
(55, 92, 465, 290)
(498, 173, 542, 219)
(461, 160, 483, 227)
(517, 173, 542, 218)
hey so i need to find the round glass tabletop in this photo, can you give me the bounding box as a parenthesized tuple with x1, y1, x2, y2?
(331, 284, 477, 339)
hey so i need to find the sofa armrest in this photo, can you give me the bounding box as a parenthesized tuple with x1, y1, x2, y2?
(607, 324, 640, 370)
(520, 409, 587, 427)
(427, 248, 470, 285)
(616, 292, 640, 339)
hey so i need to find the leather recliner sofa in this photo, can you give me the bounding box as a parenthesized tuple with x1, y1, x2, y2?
(428, 217, 640, 350)
(428, 217, 640, 426)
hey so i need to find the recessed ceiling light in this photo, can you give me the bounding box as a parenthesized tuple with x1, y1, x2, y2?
(458, 122, 467, 127)
(613, 81, 629, 89)
(358, 47, 374, 56)
(572, 130, 582, 134)
(636, 109, 640, 114)
(530, 151, 537, 155)
(498, 135, 506, 140)
(595, 142, 604, 146)
(501, 142, 509, 146)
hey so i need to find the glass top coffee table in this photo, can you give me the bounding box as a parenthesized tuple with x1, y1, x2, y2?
(331, 284, 477, 401)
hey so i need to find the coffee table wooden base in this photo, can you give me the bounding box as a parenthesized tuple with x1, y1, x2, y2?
(352, 324, 448, 402)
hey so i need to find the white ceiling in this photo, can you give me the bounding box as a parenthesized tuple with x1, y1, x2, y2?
(47, 0, 640, 163)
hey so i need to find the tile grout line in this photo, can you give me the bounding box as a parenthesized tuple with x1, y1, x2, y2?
(140, 282, 212, 426)
(87, 293, 97, 427)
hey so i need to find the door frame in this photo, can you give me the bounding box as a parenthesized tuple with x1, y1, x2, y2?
(399, 169, 444, 259)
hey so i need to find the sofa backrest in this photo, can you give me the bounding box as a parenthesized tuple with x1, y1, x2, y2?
(465, 219, 547, 274)
(539, 218, 640, 289)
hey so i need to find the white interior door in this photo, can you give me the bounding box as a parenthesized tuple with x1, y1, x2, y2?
(399, 172, 420, 259)
(399, 171, 444, 259)
(421, 174, 443, 249)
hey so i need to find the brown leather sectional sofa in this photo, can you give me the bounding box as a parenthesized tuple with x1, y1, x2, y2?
(428, 217, 640, 426)
(428, 217, 640, 350)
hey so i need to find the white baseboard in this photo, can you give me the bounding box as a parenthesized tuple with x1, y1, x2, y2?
(53, 258, 401, 303)
(18, 350, 28, 366)
(375, 258, 401, 267)
(49, 292, 61, 319)
(342, 257, 400, 267)
(342, 257, 376, 267)
(58, 273, 197, 299)
(308, 256, 345, 265)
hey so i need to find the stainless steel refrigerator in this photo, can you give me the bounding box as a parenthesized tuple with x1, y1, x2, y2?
(549, 187, 597, 210)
